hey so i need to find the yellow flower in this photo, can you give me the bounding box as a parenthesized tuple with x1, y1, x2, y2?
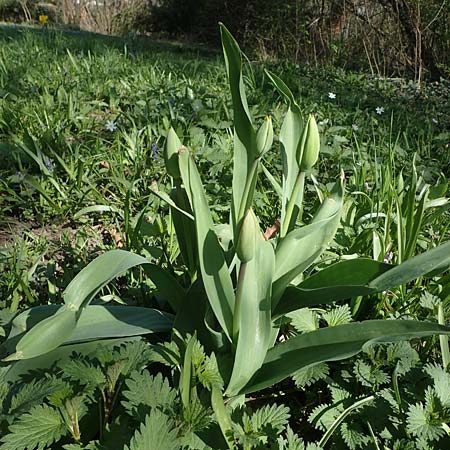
(39, 15, 48, 25)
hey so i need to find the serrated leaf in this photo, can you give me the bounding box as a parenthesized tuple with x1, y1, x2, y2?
(124, 409, 180, 450)
(277, 426, 307, 450)
(61, 359, 106, 388)
(386, 341, 419, 376)
(0, 405, 66, 450)
(308, 403, 340, 432)
(419, 292, 441, 311)
(113, 340, 154, 377)
(248, 404, 290, 435)
(353, 360, 389, 388)
(322, 305, 352, 327)
(197, 353, 224, 391)
(8, 377, 68, 418)
(287, 308, 319, 333)
(407, 394, 446, 441)
(122, 371, 177, 421)
(340, 422, 370, 450)
(424, 364, 450, 407)
(292, 363, 329, 388)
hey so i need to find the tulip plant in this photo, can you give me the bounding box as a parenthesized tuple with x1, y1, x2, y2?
(2, 24, 450, 449)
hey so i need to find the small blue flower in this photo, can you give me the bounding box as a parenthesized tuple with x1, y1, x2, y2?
(151, 143, 159, 159)
(43, 157, 55, 174)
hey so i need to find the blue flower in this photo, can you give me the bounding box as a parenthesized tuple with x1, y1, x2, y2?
(151, 143, 159, 159)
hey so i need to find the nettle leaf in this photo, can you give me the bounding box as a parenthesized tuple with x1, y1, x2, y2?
(329, 385, 352, 404)
(407, 388, 446, 442)
(322, 304, 352, 327)
(122, 371, 177, 421)
(340, 422, 370, 450)
(305, 444, 324, 450)
(7, 377, 68, 418)
(353, 360, 390, 388)
(196, 353, 224, 391)
(386, 342, 419, 376)
(151, 341, 181, 368)
(191, 339, 207, 368)
(0, 404, 66, 450)
(125, 409, 180, 450)
(0, 370, 10, 415)
(419, 291, 441, 311)
(181, 397, 213, 432)
(287, 308, 319, 333)
(308, 403, 340, 432)
(245, 404, 290, 435)
(276, 426, 306, 450)
(113, 340, 154, 377)
(60, 359, 106, 389)
(292, 363, 329, 388)
(424, 364, 450, 407)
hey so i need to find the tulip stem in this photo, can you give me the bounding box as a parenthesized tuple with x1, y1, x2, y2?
(238, 158, 260, 225)
(281, 171, 305, 237)
(232, 262, 247, 345)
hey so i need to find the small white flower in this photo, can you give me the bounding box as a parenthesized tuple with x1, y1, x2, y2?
(355, 161, 362, 167)
(364, 182, 370, 191)
(432, 118, 438, 124)
(375, 106, 385, 115)
(384, 251, 394, 263)
(328, 92, 336, 99)
(105, 120, 117, 132)
(352, 124, 359, 131)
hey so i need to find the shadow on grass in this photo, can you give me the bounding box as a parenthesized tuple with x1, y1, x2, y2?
(0, 22, 219, 58)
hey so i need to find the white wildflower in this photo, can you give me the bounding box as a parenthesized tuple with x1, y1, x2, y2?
(105, 120, 117, 132)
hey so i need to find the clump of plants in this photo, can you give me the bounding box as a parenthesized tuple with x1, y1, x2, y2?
(0, 24, 449, 450)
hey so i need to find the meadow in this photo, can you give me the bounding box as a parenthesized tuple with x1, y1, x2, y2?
(0, 23, 450, 450)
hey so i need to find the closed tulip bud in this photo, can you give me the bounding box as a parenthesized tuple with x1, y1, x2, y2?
(397, 171, 404, 195)
(236, 208, 259, 263)
(256, 116, 273, 156)
(164, 127, 182, 178)
(298, 114, 320, 171)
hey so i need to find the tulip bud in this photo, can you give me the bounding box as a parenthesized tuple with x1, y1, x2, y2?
(397, 171, 404, 195)
(298, 114, 320, 171)
(164, 127, 182, 179)
(256, 116, 273, 156)
(236, 208, 259, 263)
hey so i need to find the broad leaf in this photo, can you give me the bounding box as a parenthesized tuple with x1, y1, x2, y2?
(272, 178, 343, 305)
(368, 240, 450, 291)
(4, 306, 172, 360)
(0, 404, 66, 450)
(178, 148, 235, 341)
(274, 258, 392, 316)
(63, 249, 149, 309)
(220, 23, 257, 230)
(226, 239, 275, 396)
(265, 71, 303, 223)
(241, 320, 450, 394)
